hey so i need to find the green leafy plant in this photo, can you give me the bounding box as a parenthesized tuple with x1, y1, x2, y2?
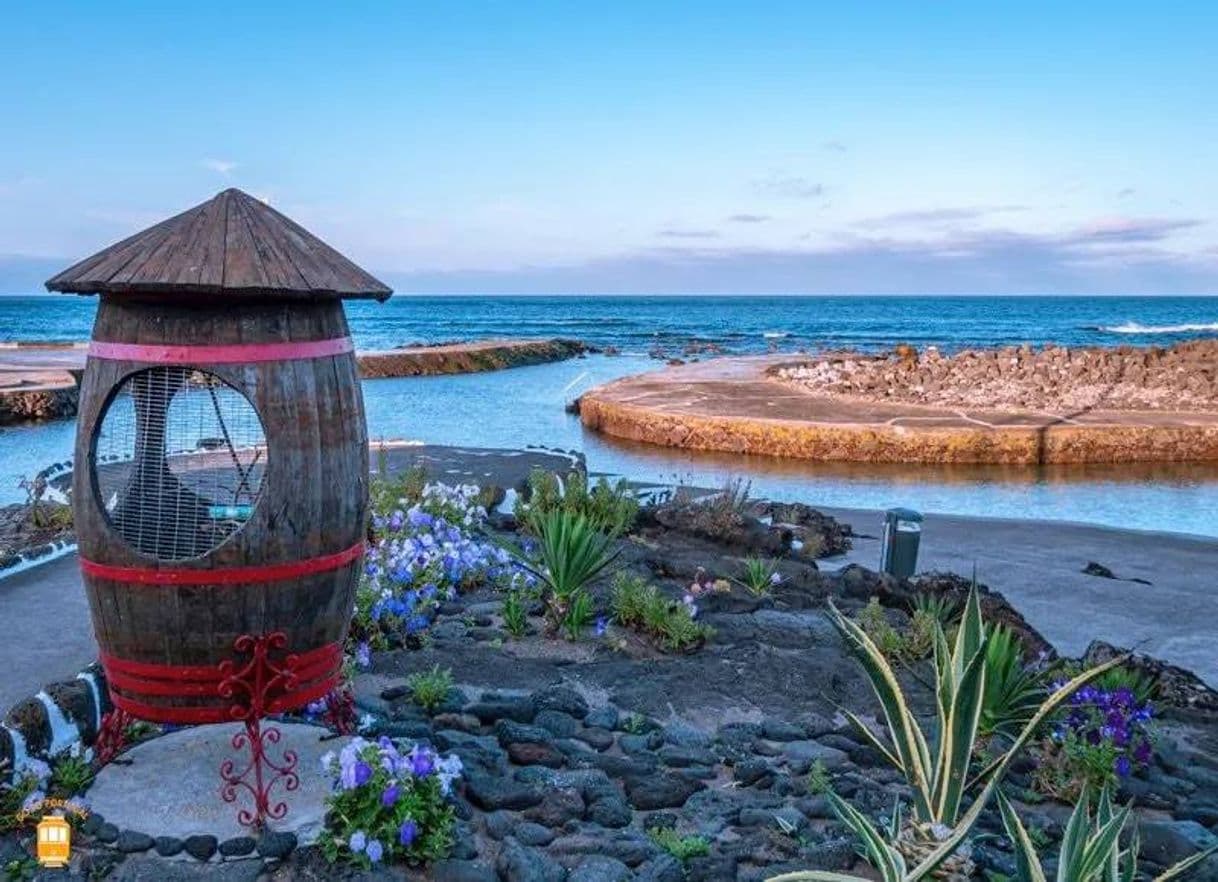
(610, 573, 713, 653)
(4, 855, 39, 882)
(735, 555, 782, 596)
(516, 468, 639, 537)
(49, 752, 94, 798)
(562, 590, 595, 641)
(502, 589, 529, 638)
(406, 665, 454, 712)
(857, 598, 936, 664)
(766, 586, 1125, 882)
(369, 450, 428, 515)
(649, 827, 710, 862)
(910, 592, 960, 629)
(621, 712, 648, 734)
(806, 759, 832, 795)
(980, 624, 1047, 741)
(1092, 666, 1158, 705)
(997, 785, 1218, 882)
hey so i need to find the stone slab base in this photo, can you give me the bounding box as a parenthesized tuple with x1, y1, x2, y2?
(87, 723, 351, 846)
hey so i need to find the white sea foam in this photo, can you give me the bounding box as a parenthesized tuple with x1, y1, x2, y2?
(1099, 321, 1218, 334)
(762, 331, 789, 339)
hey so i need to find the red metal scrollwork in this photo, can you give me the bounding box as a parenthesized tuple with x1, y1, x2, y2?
(319, 684, 358, 736)
(216, 633, 301, 829)
(94, 707, 135, 766)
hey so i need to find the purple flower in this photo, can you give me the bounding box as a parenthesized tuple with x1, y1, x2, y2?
(595, 617, 609, 637)
(355, 642, 372, 669)
(410, 749, 435, 777)
(354, 761, 373, 787)
(1115, 755, 1133, 777)
(381, 784, 400, 806)
(399, 818, 419, 847)
(366, 838, 384, 863)
(349, 830, 367, 853)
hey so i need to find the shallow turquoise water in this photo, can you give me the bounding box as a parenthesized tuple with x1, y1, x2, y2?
(6, 354, 1216, 538)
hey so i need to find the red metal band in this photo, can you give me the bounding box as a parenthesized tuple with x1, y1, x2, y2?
(87, 336, 354, 364)
(107, 673, 340, 724)
(101, 642, 341, 689)
(80, 541, 364, 585)
(101, 642, 342, 723)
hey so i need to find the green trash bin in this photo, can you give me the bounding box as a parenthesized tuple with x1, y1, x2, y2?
(880, 507, 923, 579)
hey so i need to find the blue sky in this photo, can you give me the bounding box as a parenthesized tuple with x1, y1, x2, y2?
(1, 2, 1215, 293)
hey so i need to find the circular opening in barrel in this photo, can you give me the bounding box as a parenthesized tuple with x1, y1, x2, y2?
(91, 366, 269, 561)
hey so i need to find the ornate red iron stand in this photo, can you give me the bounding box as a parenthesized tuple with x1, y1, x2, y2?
(94, 707, 135, 766)
(216, 633, 301, 829)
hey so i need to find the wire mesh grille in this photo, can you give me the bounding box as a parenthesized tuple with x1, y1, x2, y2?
(92, 367, 268, 561)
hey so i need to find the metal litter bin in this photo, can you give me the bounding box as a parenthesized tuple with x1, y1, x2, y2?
(880, 508, 923, 579)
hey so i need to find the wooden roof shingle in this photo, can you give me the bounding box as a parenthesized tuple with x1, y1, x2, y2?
(45, 188, 393, 301)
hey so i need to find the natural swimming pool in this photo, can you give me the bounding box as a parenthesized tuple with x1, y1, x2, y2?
(3, 354, 1217, 537)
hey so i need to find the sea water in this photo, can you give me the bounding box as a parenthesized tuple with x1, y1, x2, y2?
(1, 295, 1216, 536)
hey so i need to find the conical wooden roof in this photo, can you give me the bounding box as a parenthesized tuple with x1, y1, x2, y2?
(46, 188, 392, 300)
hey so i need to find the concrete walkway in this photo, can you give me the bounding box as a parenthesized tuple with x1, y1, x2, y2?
(2, 497, 1215, 713)
(820, 506, 1218, 686)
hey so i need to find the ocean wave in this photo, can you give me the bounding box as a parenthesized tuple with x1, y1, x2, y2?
(763, 331, 789, 339)
(1094, 321, 1218, 334)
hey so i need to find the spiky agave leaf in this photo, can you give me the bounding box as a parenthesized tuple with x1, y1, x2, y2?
(1152, 845, 1218, 882)
(768, 790, 906, 882)
(996, 789, 1049, 882)
(827, 599, 934, 819)
(929, 586, 989, 824)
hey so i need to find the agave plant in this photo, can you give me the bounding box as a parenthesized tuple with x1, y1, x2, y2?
(515, 510, 620, 633)
(997, 786, 1218, 882)
(768, 585, 1126, 882)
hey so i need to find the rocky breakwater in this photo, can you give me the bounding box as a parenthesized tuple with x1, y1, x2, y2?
(358, 338, 586, 378)
(579, 346, 1218, 464)
(773, 339, 1218, 413)
(0, 343, 83, 424)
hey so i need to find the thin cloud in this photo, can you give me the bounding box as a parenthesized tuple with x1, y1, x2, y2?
(858, 205, 1027, 228)
(201, 158, 238, 175)
(822, 140, 848, 152)
(727, 213, 770, 224)
(657, 228, 720, 239)
(380, 214, 1215, 294)
(1117, 187, 1136, 199)
(1067, 216, 1201, 244)
(752, 174, 825, 199)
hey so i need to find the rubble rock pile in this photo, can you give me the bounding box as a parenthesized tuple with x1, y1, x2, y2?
(774, 340, 1218, 412)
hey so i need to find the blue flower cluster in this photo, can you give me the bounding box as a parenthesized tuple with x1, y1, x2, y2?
(355, 482, 530, 654)
(320, 735, 462, 866)
(1052, 683, 1154, 778)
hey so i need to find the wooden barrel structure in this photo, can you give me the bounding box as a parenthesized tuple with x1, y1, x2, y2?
(46, 188, 392, 725)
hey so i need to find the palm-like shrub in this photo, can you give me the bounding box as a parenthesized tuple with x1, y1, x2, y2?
(997, 786, 1218, 882)
(768, 585, 1125, 882)
(980, 623, 1047, 740)
(519, 510, 619, 636)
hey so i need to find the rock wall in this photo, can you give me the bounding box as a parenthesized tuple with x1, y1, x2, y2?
(774, 340, 1218, 412)
(358, 338, 585, 378)
(0, 384, 78, 423)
